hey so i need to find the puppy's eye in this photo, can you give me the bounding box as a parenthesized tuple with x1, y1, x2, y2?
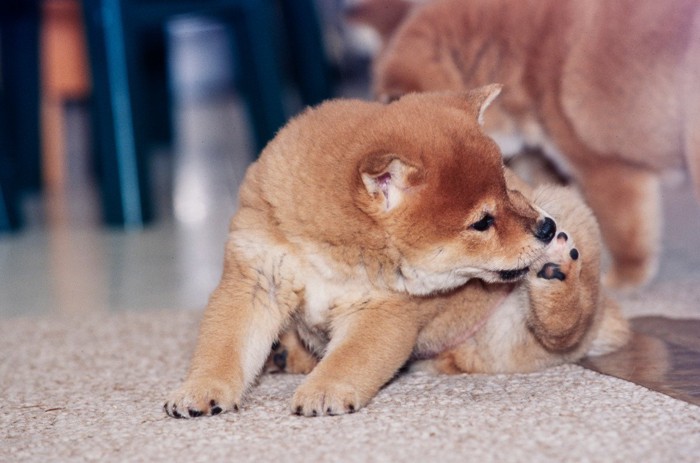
(471, 214, 494, 232)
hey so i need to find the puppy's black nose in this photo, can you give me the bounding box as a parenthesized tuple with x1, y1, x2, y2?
(535, 217, 556, 243)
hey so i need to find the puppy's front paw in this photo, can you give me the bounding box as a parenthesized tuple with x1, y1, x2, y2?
(535, 231, 580, 282)
(164, 378, 240, 419)
(291, 379, 363, 417)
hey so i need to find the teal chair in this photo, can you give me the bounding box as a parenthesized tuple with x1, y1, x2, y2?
(82, 0, 332, 227)
(0, 0, 41, 232)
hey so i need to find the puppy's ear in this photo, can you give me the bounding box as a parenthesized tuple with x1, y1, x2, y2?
(359, 153, 423, 212)
(452, 84, 502, 126)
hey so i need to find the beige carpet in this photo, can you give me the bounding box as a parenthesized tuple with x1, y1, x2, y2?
(2, 308, 700, 463)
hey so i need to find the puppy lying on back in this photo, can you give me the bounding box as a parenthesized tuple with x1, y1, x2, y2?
(354, 0, 700, 289)
(268, 182, 630, 376)
(414, 184, 630, 374)
(165, 85, 560, 418)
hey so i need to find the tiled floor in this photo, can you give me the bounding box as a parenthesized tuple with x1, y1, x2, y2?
(0, 71, 372, 317)
(0, 95, 275, 316)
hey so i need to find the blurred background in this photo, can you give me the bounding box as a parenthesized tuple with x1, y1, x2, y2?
(0, 0, 378, 316)
(2, 0, 699, 321)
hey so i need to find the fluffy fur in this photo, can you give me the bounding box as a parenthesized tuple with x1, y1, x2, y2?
(164, 87, 565, 418)
(359, 0, 700, 289)
(269, 184, 630, 377)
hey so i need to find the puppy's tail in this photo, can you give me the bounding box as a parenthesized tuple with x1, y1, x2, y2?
(586, 295, 630, 357)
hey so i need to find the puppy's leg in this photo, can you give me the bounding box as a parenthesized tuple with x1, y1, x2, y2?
(164, 246, 299, 418)
(527, 230, 595, 351)
(291, 297, 419, 416)
(574, 160, 661, 289)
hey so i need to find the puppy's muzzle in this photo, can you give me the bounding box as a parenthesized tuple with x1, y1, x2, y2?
(496, 218, 556, 282)
(534, 217, 556, 244)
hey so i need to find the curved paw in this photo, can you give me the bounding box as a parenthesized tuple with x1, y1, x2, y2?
(265, 333, 319, 375)
(291, 381, 363, 417)
(164, 379, 240, 419)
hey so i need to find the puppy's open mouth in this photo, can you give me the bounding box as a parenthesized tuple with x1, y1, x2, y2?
(498, 267, 530, 281)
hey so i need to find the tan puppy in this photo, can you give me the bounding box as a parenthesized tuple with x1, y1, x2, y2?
(164, 85, 560, 418)
(268, 184, 630, 376)
(361, 0, 700, 289)
(413, 185, 630, 374)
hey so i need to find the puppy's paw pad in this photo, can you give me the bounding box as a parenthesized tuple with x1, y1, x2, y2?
(164, 381, 240, 419)
(539, 228, 580, 276)
(537, 262, 566, 281)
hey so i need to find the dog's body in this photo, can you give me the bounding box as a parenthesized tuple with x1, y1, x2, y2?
(412, 185, 629, 375)
(164, 87, 572, 418)
(268, 183, 629, 377)
(363, 0, 700, 288)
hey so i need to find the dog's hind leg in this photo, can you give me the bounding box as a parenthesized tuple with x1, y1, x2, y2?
(265, 328, 319, 374)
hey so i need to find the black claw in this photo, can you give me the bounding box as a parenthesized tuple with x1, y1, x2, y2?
(188, 408, 203, 418)
(327, 407, 334, 415)
(208, 400, 222, 415)
(557, 232, 568, 241)
(233, 404, 239, 412)
(570, 248, 579, 260)
(273, 351, 288, 370)
(347, 404, 356, 413)
(537, 263, 566, 281)
(311, 410, 318, 417)
(172, 409, 183, 419)
(295, 406, 303, 416)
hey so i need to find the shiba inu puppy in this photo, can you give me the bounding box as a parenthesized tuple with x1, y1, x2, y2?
(268, 184, 630, 377)
(164, 85, 560, 418)
(356, 0, 700, 289)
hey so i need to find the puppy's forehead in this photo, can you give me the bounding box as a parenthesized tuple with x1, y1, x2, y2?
(369, 105, 485, 156)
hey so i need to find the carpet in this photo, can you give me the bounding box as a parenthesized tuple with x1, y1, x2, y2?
(2, 309, 700, 462)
